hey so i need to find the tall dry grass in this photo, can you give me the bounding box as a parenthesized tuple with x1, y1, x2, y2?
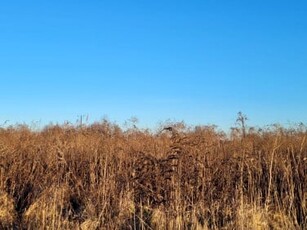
(0, 120, 306, 229)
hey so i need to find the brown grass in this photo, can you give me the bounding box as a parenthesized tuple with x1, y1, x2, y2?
(0, 120, 306, 229)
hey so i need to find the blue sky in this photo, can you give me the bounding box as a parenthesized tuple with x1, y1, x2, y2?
(0, 0, 306, 130)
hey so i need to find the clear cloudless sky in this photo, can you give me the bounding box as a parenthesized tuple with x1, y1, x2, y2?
(0, 0, 306, 130)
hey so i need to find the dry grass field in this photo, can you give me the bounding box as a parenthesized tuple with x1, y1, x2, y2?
(0, 119, 306, 229)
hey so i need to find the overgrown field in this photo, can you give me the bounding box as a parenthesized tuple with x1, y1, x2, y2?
(0, 121, 306, 229)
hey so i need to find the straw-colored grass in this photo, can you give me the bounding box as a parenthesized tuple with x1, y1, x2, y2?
(0, 190, 16, 228)
(0, 120, 306, 229)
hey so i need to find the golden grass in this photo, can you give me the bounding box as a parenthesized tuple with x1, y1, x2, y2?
(0, 121, 306, 229)
(0, 190, 16, 228)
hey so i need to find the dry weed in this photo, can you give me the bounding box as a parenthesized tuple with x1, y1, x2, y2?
(0, 190, 16, 228)
(0, 121, 305, 229)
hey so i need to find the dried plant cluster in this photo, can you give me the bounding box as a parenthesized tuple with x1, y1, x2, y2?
(0, 121, 306, 229)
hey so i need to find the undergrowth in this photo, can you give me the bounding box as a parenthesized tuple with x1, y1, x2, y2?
(0, 120, 306, 229)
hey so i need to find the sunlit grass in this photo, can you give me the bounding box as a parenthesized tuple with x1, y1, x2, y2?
(0, 119, 306, 229)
